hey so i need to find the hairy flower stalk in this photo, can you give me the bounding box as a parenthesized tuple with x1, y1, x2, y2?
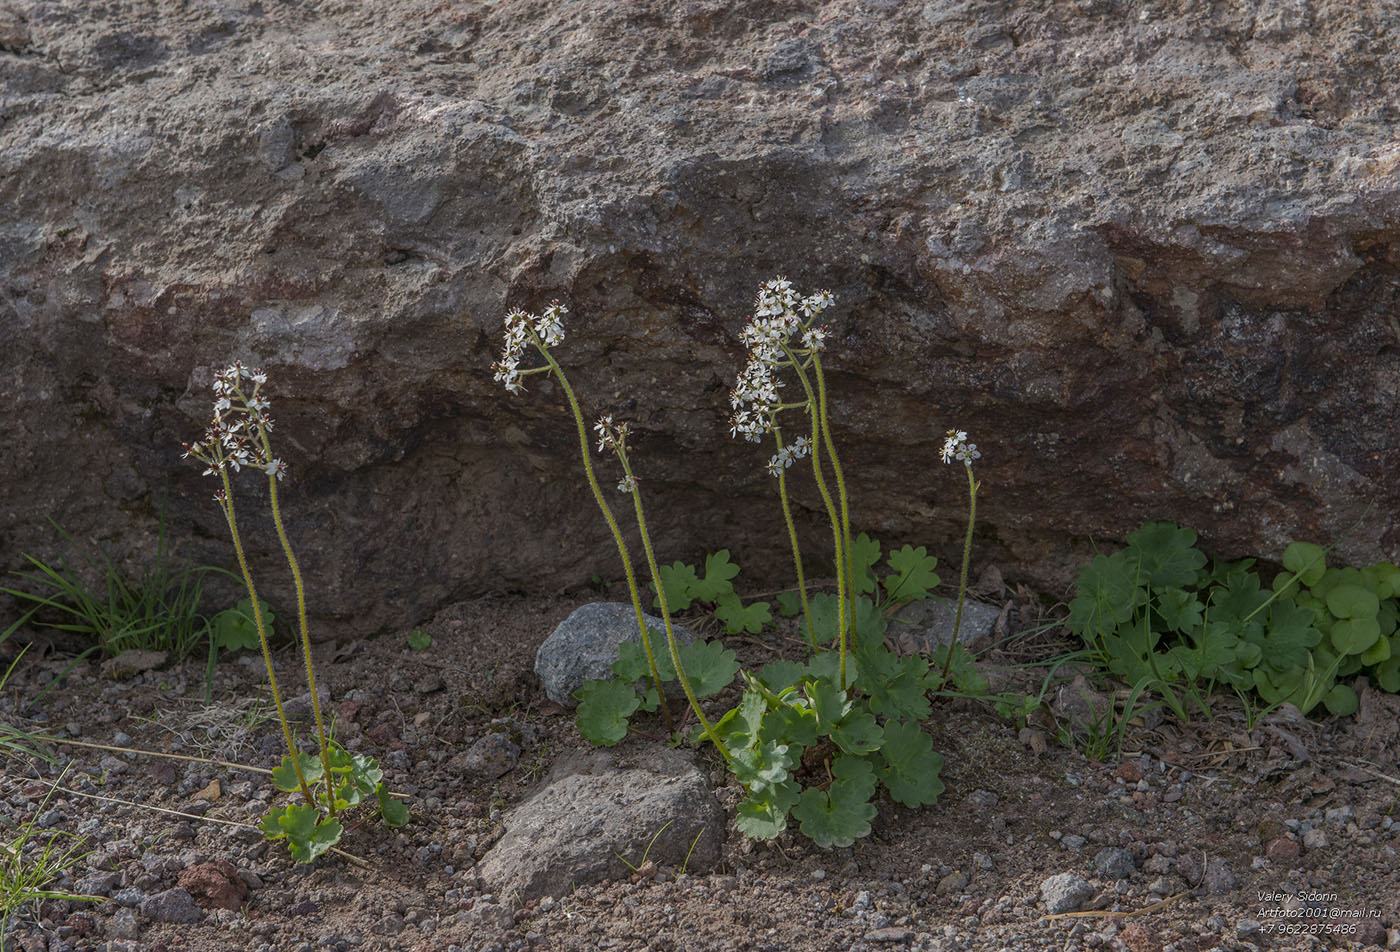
(183, 364, 330, 808)
(730, 278, 856, 688)
(938, 429, 982, 687)
(494, 305, 675, 733)
(608, 436, 732, 762)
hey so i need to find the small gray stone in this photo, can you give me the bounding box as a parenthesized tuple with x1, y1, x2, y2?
(139, 887, 204, 924)
(100, 651, 168, 680)
(1202, 859, 1237, 895)
(534, 603, 694, 707)
(459, 732, 521, 779)
(75, 870, 121, 896)
(112, 887, 145, 907)
(107, 907, 140, 940)
(1061, 834, 1087, 851)
(891, 597, 1001, 653)
(1236, 918, 1262, 937)
(1093, 847, 1136, 879)
(1302, 828, 1328, 850)
(1040, 873, 1094, 914)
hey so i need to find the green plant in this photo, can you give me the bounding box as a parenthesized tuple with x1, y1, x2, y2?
(182, 363, 406, 863)
(1067, 522, 1400, 721)
(406, 629, 432, 652)
(1, 503, 222, 660)
(494, 279, 969, 848)
(1, 768, 101, 941)
(0, 613, 53, 765)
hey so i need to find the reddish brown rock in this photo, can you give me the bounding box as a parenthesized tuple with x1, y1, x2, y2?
(3, 1, 1399, 634)
(1265, 836, 1301, 864)
(177, 860, 249, 912)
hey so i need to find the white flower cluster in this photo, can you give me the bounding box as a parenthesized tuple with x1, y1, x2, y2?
(593, 414, 640, 493)
(940, 429, 981, 466)
(766, 436, 812, 478)
(492, 301, 567, 395)
(729, 277, 835, 443)
(182, 362, 286, 485)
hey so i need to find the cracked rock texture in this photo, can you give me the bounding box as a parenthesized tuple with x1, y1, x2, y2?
(3, 0, 1399, 636)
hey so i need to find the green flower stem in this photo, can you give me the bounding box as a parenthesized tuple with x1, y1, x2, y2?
(537, 345, 675, 733)
(939, 463, 979, 688)
(215, 469, 314, 807)
(620, 453, 732, 763)
(782, 346, 850, 688)
(261, 446, 336, 818)
(772, 431, 817, 650)
(810, 353, 854, 655)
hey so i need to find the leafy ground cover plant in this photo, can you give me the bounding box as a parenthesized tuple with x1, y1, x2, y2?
(493, 279, 988, 848)
(1, 767, 100, 941)
(1067, 521, 1400, 723)
(1, 506, 222, 661)
(182, 363, 406, 862)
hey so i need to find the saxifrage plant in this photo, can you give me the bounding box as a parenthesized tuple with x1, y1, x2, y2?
(492, 278, 979, 848)
(182, 362, 406, 862)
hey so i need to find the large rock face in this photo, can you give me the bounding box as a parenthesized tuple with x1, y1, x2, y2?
(3, 0, 1398, 638)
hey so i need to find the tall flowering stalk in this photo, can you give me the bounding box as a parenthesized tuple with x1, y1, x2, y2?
(182, 364, 334, 816)
(730, 278, 856, 686)
(937, 429, 982, 686)
(492, 304, 676, 734)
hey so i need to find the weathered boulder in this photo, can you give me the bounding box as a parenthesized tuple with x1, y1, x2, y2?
(535, 601, 695, 707)
(3, 0, 1399, 637)
(475, 748, 726, 901)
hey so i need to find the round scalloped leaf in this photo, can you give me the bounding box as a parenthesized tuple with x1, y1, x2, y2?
(574, 679, 641, 746)
(1326, 583, 1379, 621)
(1281, 542, 1327, 588)
(1322, 683, 1358, 717)
(1371, 562, 1400, 600)
(1330, 618, 1381, 656)
(1360, 633, 1392, 667)
(1374, 655, 1400, 693)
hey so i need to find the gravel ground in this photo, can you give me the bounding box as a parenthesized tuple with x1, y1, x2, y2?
(2, 592, 1397, 952)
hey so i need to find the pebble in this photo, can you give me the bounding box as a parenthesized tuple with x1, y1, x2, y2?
(1040, 873, 1094, 914)
(1302, 828, 1328, 850)
(1061, 834, 1087, 851)
(1093, 847, 1136, 878)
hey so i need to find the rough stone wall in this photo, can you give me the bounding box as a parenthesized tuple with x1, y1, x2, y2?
(2, 0, 1398, 638)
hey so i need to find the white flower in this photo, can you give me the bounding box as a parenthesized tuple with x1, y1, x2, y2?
(942, 429, 981, 466)
(249, 369, 268, 385)
(265, 459, 287, 480)
(789, 436, 811, 459)
(534, 301, 567, 347)
(617, 475, 637, 493)
(801, 325, 827, 351)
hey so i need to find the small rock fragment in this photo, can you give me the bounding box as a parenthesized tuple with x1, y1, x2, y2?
(1040, 873, 1094, 914)
(139, 887, 204, 923)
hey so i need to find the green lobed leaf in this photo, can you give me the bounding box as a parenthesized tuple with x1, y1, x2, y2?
(791, 756, 878, 848)
(1261, 600, 1323, 670)
(692, 550, 741, 603)
(676, 640, 740, 697)
(652, 561, 699, 611)
(878, 721, 946, 808)
(212, 598, 271, 652)
(271, 752, 323, 793)
(1374, 655, 1400, 693)
(714, 593, 771, 635)
(1155, 588, 1204, 635)
(731, 739, 796, 794)
(1127, 522, 1207, 589)
(377, 784, 410, 827)
(713, 689, 767, 751)
(735, 781, 801, 839)
(263, 804, 343, 864)
(757, 696, 819, 748)
(805, 678, 851, 729)
(775, 591, 801, 618)
(830, 710, 883, 755)
(406, 629, 432, 652)
(575, 679, 642, 746)
(857, 649, 932, 721)
(1067, 550, 1142, 641)
(1360, 633, 1391, 666)
(849, 533, 883, 597)
(882, 545, 940, 605)
(756, 660, 806, 694)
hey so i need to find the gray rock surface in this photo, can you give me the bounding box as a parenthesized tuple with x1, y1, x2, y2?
(476, 748, 725, 902)
(138, 887, 204, 924)
(4, 1, 1400, 636)
(891, 596, 1002, 654)
(1039, 872, 1095, 914)
(1093, 846, 1137, 879)
(535, 602, 694, 707)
